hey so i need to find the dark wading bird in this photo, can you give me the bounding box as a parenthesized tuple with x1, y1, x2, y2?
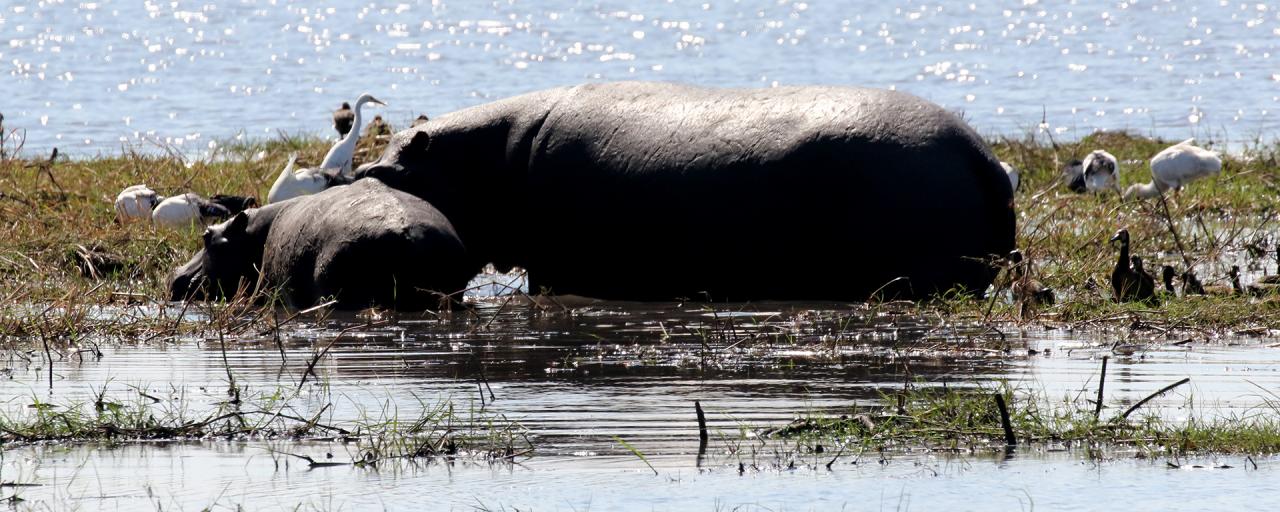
(333, 102, 354, 138)
(1008, 249, 1054, 318)
(1198, 266, 1241, 296)
(1259, 247, 1280, 285)
(1161, 265, 1177, 296)
(1062, 159, 1086, 193)
(364, 114, 392, 137)
(1130, 256, 1158, 300)
(1182, 269, 1206, 296)
(411, 114, 430, 127)
(1110, 229, 1156, 303)
(1230, 264, 1280, 297)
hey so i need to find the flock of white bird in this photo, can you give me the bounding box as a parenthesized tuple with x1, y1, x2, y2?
(114, 93, 387, 228)
(1000, 138, 1222, 199)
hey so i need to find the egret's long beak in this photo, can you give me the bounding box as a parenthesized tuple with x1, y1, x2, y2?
(370, 97, 387, 107)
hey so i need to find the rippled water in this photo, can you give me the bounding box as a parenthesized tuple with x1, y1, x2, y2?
(4, 0, 1280, 155)
(3, 301, 1280, 509)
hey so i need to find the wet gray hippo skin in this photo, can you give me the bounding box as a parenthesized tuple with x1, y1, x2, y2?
(356, 82, 1015, 300)
(169, 178, 477, 309)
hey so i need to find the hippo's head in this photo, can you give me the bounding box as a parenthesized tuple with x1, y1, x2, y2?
(168, 212, 259, 301)
(354, 128, 425, 182)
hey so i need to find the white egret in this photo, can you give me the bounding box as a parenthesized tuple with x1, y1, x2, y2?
(1081, 149, 1119, 193)
(152, 193, 231, 229)
(267, 152, 350, 204)
(320, 93, 386, 177)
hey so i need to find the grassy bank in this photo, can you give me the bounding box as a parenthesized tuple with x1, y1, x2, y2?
(978, 131, 1280, 333)
(1, 129, 1280, 339)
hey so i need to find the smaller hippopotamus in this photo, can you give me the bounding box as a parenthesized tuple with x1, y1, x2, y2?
(169, 178, 478, 310)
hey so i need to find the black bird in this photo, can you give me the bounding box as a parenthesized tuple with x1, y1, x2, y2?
(1260, 247, 1280, 285)
(209, 194, 258, 215)
(1110, 229, 1156, 303)
(1181, 270, 1206, 296)
(1008, 250, 1055, 317)
(1063, 159, 1087, 193)
(333, 102, 354, 137)
(1233, 265, 1280, 297)
(1161, 265, 1177, 296)
(1130, 256, 1158, 300)
(364, 114, 392, 137)
(412, 114, 430, 127)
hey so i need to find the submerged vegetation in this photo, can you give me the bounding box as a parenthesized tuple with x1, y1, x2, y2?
(0, 381, 530, 461)
(766, 377, 1280, 458)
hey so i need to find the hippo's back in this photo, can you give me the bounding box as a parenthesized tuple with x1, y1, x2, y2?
(264, 179, 474, 308)
(517, 82, 1013, 299)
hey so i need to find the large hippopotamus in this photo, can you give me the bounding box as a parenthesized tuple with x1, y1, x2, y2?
(169, 178, 477, 309)
(356, 82, 1014, 301)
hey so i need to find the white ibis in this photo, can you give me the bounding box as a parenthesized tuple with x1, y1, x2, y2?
(114, 184, 161, 223)
(1082, 149, 1119, 193)
(152, 193, 231, 229)
(1125, 139, 1221, 200)
(1001, 161, 1019, 193)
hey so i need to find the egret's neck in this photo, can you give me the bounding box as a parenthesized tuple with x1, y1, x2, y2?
(348, 99, 366, 145)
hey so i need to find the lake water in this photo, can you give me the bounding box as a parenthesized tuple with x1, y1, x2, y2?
(4, 0, 1280, 156)
(3, 300, 1280, 510)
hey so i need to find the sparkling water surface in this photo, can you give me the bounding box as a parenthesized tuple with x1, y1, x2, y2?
(4, 0, 1279, 155)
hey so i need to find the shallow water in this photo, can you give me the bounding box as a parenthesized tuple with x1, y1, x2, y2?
(3, 301, 1280, 509)
(5, 443, 1275, 511)
(4, 0, 1279, 155)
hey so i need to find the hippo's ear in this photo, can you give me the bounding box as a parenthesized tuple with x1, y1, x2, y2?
(405, 129, 431, 153)
(225, 212, 249, 238)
